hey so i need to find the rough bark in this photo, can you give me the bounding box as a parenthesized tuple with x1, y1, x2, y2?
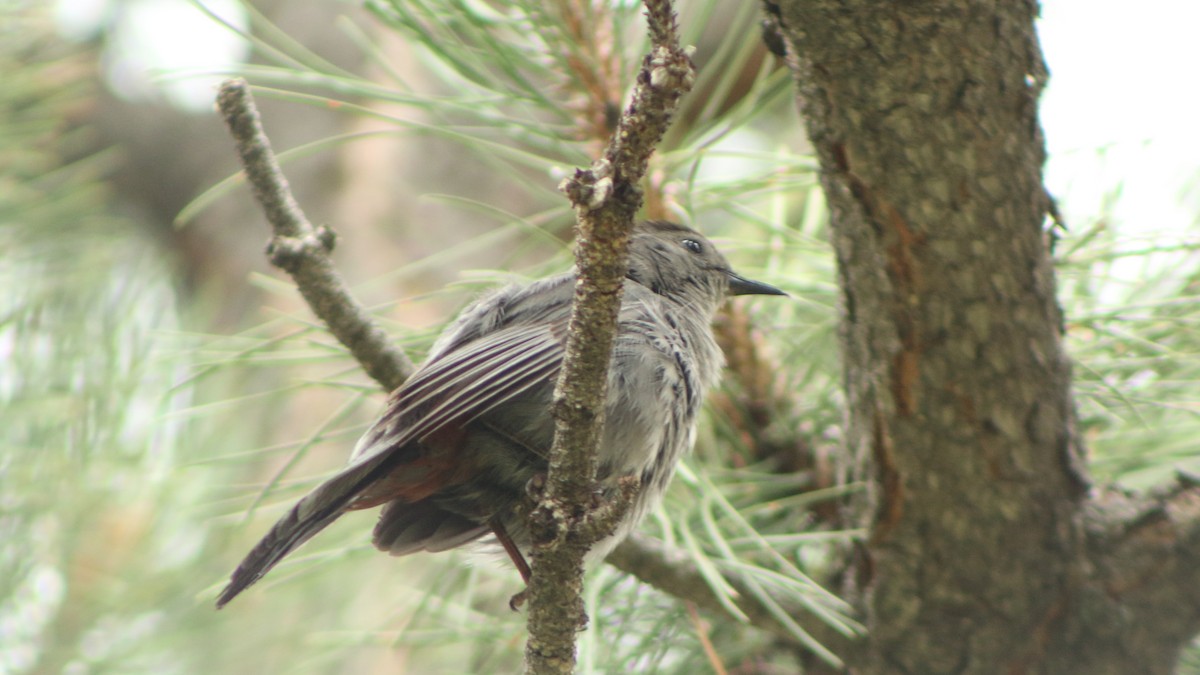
(770, 1, 1200, 672)
(525, 1, 694, 671)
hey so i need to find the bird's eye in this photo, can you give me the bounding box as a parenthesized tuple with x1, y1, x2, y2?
(682, 239, 703, 254)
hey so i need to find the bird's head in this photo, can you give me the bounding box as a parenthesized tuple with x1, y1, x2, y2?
(626, 221, 786, 309)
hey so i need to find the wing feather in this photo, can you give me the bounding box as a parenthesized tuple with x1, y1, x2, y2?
(217, 320, 565, 607)
(350, 324, 563, 465)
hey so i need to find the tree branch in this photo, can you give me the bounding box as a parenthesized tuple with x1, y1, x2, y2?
(524, 1, 694, 672)
(768, 0, 1200, 670)
(608, 534, 857, 660)
(1079, 480, 1200, 672)
(215, 79, 414, 392)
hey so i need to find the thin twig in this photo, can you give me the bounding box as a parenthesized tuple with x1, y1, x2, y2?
(524, 0, 695, 672)
(215, 79, 414, 392)
(686, 601, 729, 675)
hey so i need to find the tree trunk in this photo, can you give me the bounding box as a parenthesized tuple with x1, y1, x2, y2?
(771, 1, 1200, 672)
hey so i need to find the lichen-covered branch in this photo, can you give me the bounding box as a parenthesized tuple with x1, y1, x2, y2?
(216, 79, 414, 392)
(524, 0, 695, 672)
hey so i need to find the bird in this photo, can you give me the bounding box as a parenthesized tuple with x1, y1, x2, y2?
(216, 220, 785, 608)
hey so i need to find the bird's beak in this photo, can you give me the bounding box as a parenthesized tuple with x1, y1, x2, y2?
(727, 271, 787, 297)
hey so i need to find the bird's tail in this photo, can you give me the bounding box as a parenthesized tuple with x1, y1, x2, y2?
(216, 461, 387, 608)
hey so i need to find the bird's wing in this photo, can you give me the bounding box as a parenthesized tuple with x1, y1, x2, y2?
(349, 321, 565, 466)
(217, 320, 566, 607)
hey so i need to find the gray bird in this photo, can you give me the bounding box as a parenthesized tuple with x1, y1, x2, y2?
(217, 220, 785, 608)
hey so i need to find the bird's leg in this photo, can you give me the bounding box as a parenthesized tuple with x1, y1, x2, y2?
(490, 517, 532, 583)
(497, 472, 550, 610)
(490, 517, 533, 611)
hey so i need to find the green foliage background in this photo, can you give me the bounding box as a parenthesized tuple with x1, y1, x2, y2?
(4, 1, 1199, 673)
